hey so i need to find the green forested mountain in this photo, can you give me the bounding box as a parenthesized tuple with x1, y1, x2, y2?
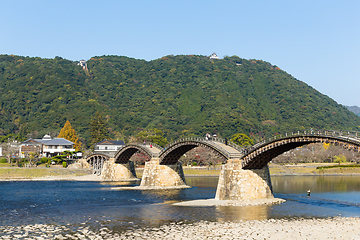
(1, 54, 359, 146)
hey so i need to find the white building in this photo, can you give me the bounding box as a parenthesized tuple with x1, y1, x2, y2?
(77, 60, 87, 70)
(209, 53, 220, 60)
(19, 134, 75, 158)
(94, 139, 125, 157)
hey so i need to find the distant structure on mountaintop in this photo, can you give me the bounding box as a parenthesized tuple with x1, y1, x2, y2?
(209, 53, 220, 60)
(77, 60, 87, 70)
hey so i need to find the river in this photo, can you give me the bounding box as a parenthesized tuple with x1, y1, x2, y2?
(1, 176, 360, 234)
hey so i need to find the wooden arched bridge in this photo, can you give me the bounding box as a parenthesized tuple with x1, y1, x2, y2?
(86, 129, 360, 172)
(84, 129, 360, 200)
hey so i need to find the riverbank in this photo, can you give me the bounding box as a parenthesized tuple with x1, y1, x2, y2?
(1, 163, 360, 181)
(137, 163, 360, 178)
(1, 217, 359, 239)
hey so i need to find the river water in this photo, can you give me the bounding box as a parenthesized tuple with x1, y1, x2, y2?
(1, 176, 360, 232)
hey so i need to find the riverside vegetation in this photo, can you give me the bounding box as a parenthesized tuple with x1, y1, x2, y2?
(1, 54, 360, 148)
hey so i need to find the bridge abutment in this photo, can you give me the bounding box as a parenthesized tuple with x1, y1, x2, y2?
(101, 159, 138, 181)
(140, 158, 187, 188)
(215, 160, 273, 200)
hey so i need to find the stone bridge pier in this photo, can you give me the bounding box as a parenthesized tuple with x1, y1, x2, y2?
(140, 158, 187, 188)
(101, 158, 138, 181)
(215, 159, 273, 200)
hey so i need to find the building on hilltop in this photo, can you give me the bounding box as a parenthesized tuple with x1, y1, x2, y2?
(209, 53, 220, 60)
(77, 60, 87, 70)
(94, 139, 125, 157)
(19, 134, 75, 158)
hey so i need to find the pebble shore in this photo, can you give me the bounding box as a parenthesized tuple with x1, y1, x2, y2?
(1, 217, 360, 239)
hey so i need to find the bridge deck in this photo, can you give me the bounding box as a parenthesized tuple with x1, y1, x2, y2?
(144, 144, 162, 157)
(210, 141, 242, 159)
(212, 141, 241, 154)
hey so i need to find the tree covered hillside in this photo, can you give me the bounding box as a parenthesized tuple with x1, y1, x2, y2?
(0, 54, 359, 146)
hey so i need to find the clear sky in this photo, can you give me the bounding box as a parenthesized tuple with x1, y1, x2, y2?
(1, 1, 359, 106)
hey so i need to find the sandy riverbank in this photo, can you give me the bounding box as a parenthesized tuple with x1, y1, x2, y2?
(173, 198, 285, 207)
(1, 217, 359, 239)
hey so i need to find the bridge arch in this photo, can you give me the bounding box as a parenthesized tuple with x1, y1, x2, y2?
(159, 138, 243, 165)
(114, 143, 161, 164)
(86, 154, 110, 175)
(242, 131, 360, 169)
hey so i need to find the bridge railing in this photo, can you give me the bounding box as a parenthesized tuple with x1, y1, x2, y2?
(125, 142, 164, 158)
(165, 137, 244, 159)
(245, 129, 360, 154)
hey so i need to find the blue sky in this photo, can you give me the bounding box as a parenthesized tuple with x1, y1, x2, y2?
(1, 1, 359, 106)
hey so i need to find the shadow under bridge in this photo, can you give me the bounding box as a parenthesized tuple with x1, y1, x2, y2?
(86, 154, 110, 175)
(242, 130, 360, 170)
(114, 143, 162, 164)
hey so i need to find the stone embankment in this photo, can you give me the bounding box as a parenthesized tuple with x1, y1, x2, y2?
(1, 217, 360, 239)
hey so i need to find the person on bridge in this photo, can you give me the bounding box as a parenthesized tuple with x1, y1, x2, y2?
(205, 133, 211, 140)
(150, 144, 152, 148)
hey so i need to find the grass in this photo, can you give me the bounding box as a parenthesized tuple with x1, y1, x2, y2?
(135, 167, 221, 178)
(0, 163, 12, 167)
(316, 164, 360, 169)
(135, 163, 360, 177)
(183, 169, 221, 175)
(0, 167, 88, 179)
(269, 163, 360, 175)
(3, 162, 360, 180)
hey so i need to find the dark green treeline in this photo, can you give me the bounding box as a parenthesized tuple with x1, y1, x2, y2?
(0, 54, 359, 146)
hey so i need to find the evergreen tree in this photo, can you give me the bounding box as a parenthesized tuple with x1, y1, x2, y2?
(230, 133, 254, 147)
(90, 112, 109, 145)
(58, 120, 82, 151)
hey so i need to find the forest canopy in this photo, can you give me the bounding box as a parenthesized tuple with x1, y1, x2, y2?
(0, 54, 359, 147)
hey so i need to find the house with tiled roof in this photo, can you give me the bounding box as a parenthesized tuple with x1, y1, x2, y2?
(94, 139, 125, 157)
(19, 134, 75, 158)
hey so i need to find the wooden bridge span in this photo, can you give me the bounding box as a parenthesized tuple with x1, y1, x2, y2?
(84, 129, 360, 201)
(86, 129, 360, 171)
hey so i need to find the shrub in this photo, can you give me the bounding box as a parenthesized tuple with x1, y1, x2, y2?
(40, 157, 49, 164)
(334, 155, 347, 165)
(0, 158, 7, 163)
(192, 162, 197, 166)
(317, 165, 360, 170)
(62, 161, 67, 168)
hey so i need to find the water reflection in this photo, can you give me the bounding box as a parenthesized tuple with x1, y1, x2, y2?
(98, 181, 139, 187)
(186, 177, 219, 188)
(272, 176, 360, 194)
(215, 205, 271, 221)
(141, 189, 185, 199)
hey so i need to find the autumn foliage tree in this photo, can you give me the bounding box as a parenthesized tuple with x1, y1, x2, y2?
(58, 121, 81, 151)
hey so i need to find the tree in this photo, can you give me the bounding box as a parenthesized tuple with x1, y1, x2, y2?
(334, 155, 347, 165)
(58, 120, 81, 151)
(90, 112, 109, 145)
(136, 128, 168, 147)
(230, 133, 254, 147)
(28, 152, 38, 167)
